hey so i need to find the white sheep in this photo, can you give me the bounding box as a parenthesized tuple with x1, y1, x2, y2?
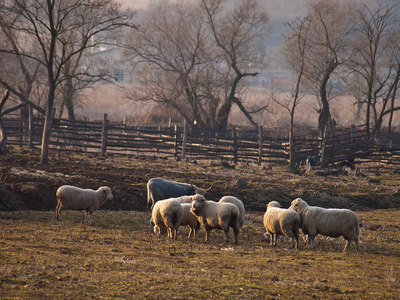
(175, 195, 192, 204)
(190, 194, 240, 244)
(218, 196, 245, 228)
(152, 198, 183, 239)
(55, 185, 113, 225)
(180, 203, 201, 238)
(289, 198, 360, 251)
(263, 201, 300, 249)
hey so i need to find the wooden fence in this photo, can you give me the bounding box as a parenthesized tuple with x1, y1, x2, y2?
(3, 115, 400, 167)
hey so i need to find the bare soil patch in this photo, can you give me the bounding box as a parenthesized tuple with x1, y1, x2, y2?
(1, 146, 400, 212)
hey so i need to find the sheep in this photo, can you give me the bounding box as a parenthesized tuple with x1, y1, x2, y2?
(180, 203, 201, 238)
(175, 195, 192, 204)
(190, 194, 240, 244)
(147, 178, 208, 210)
(263, 201, 300, 249)
(218, 196, 245, 228)
(289, 198, 360, 251)
(55, 185, 113, 225)
(152, 198, 183, 239)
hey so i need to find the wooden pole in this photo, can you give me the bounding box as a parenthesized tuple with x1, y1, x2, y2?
(232, 128, 238, 164)
(28, 106, 34, 149)
(258, 125, 263, 165)
(174, 124, 178, 159)
(101, 113, 108, 156)
(182, 120, 188, 160)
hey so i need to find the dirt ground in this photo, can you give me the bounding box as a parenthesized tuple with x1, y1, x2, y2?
(1, 146, 400, 213)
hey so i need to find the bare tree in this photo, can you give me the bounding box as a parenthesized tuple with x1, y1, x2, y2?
(0, 0, 137, 163)
(281, 17, 311, 172)
(125, 0, 270, 131)
(346, 4, 400, 137)
(301, 0, 357, 137)
(201, 0, 270, 132)
(125, 0, 214, 128)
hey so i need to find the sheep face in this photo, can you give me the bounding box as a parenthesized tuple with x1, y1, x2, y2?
(190, 194, 206, 213)
(99, 186, 114, 202)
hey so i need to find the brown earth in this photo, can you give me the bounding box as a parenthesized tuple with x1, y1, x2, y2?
(1, 146, 400, 212)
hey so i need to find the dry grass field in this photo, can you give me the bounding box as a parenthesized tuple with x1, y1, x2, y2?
(0, 209, 399, 299)
(0, 146, 399, 298)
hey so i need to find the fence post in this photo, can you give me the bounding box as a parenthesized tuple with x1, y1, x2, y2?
(182, 120, 188, 160)
(258, 126, 263, 165)
(28, 106, 34, 149)
(232, 128, 238, 164)
(101, 113, 108, 156)
(320, 124, 329, 168)
(174, 124, 178, 159)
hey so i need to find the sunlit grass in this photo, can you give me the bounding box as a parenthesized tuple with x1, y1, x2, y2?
(0, 210, 399, 299)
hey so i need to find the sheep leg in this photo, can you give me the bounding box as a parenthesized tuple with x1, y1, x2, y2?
(205, 228, 211, 242)
(271, 234, 276, 246)
(85, 210, 92, 225)
(233, 226, 239, 244)
(354, 238, 360, 252)
(188, 227, 193, 238)
(224, 229, 230, 244)
(56, 203, 61, 221)
(308, 235, 316, 249)
(167, 228, 172, 239)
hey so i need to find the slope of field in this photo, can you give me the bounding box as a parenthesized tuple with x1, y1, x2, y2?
(1, 146, 400, 212)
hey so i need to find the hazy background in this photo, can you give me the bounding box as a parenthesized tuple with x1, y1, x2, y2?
(82, 0, 399, 133)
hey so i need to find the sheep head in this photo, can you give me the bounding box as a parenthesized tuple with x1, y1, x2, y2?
(190, 194, 206, 213)
(289, 198, 306, 212)
(267, 201, 281, 209)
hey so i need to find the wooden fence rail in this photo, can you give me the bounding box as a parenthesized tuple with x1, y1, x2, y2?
(2, 115, 400, 167)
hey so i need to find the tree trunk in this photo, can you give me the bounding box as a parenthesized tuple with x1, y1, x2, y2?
(0, 90, 10, 154)
(215, 100, 232, 132)
(318, 73, 332, 138)
(40, 85, 55, 164)
(64, 77, 75, 120)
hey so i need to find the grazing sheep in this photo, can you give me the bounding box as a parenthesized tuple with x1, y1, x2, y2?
(190, 194, 240, 244)
(147, 178, 207, 210)
(55, 185, 113, 225)
(289, 198, 360, 251)
(218, 196, 245, 228)
(181, 203, 201, 238)
(152, 199, 183, 239)
(263, 201, 300, 249)
(149, 195, 197, 227)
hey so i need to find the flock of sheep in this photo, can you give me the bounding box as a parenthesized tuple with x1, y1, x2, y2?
(55, 177, 360, 251)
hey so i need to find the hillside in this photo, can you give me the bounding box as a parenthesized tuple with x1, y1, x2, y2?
(1, 146, 400, 212)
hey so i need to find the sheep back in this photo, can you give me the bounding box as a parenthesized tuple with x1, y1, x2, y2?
(263, 201, 300, 249)
(190, 194, 239, 243)
(152, 199, 183, 239)
(56, 185, 112, 210)
(181, 203, 201, 238)
(289, 198, 360, 251)
(219, 196, 245, 228)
